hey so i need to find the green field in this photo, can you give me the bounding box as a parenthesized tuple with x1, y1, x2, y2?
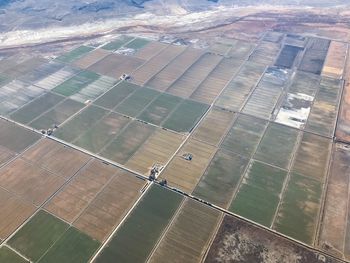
(30, 99, 85, 130)
(74, 112, 130, 153)
(95, 185, 183, 263)
(273, 173, 323, 245)
(52, 71, 100, 97)
(10, 93, 64, 124)
(221, 114, 268, 158)
(38, 227, 100, 263)
(101, 36, 135, 51)
(101, 120, 155, 164)
(55, 46, 94, 63)
(94, 81, 139, 109)
(254, 123, 299, 169)
(114, 88, 160, 117)
(54, 105, 108, 142)
(162, 100, 209, 133)
(229, 161, 287, 227)
(0, 120, 41, 152)
(124, 38, 150, 50)
(138, 93, 183, 126)
(0, 246, 27, 263)
(193, 150, 249, 208)
(8, 210, 69, 262)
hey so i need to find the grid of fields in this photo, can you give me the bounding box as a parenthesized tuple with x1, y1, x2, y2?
(0, 32, 349, 262)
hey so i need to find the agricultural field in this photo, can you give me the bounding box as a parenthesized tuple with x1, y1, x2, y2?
(131, 44, 186, 86)
(19, 61, 65, 84)
(0, 80, 45, 115)
(145, 47, 204, 91)
(161, 99, 209, 133)
(94, 81, 140, 110)
(273, 173, 323, 245)
(321, 41, 348, 79)
(191, 107, 235, 146)
(215, 61, 266, 111)
(242, 66, 290, 120)
(94, 184, 183, 263)
(133, 41, 168, 60)
(253, 123, 299, 169)
(55, 46, 94, 63)
(248, 41, 281, 65)
(190, 57, 243, 104)
(35, 66, 81, 90)
(229, 161, 287, 227)
(87, 53, 145, 79)
(0, 188, 36, 240)
(291, 132, 332, 181)
(125, 129, 185, 175)
(275, 45, 303, 69)
(3, 57, 48, 79)
(318, 144, 350, 259)
(193, 149, 249, 208)
(159, 139, 217, 193)
(10, 92, 65, 124)
(0, 246, 27, 263)
(305, 77, 343, 137)
(0, 31, 350, 263)
(73, 49, 111, 70)
(30, 99, 85, 130)
(0, 119, 41, 153)
(52, 70, 101, 97)
(148, 199, 222, 263)
(221, 114, 268, 158)
(336, 55, 350, 143)
(100, 36, 134, 51)
(298, 37, 330, 75)
(166, 53, 222, 98)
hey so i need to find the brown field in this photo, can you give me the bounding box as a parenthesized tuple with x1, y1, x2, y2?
(45, 159, 118, 223)
(0, 119, 41, 153)
(0, 158, 65, 206)
(131, 45, 186, 86)
(190, 58, 243, 104)
(73, 48, 111, 69)
(0, 145, 15, 166)
(166, 53, 223, 98)
(134, 41, 168, 60)
(160, 139, 217, 193)
(149, 199, 222, 263)
(192, 108, 235, 146)
(73, 170, 145, 242)
(318, 143, 350, 259)
(336, 49, 350, 143)
(4, 57, 47, 78)
(249, 41, 281, 65)
(292, 132, 332, 181)
(322, 41, 348, 79)
(0, 188, 36, 240)
(146, 47, 204, 91)
(22, 139, 91, 179)
(88, 53, 145, 79)
(125, 130, 185, 175)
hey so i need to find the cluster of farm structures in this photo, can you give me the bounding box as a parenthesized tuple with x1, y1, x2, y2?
(0, 32, 349, 262)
